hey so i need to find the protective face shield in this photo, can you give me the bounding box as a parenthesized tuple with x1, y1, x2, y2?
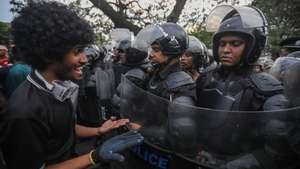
(134, 23, 188, 59)
(110, 28, 134, 44)
(84, 45, 100, 64)
(110, 28, 134, 61)
(112, 37, 149, 66)
(117, 40, 131, 53)
(184, 36, 208, 70)
(206, 5, 268, 66)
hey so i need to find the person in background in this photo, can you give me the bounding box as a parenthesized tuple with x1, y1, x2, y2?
(0, 2, 143, 169)
(0, 45, 9, 68)
(180, 36, 208, 81)
(279, 36, 300, 57)
(5, 47, 32, 96)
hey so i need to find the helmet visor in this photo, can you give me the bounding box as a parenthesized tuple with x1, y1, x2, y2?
(110, 28, 134, 42)
(133, 24, 167, 53)
(206, 5, 268, 32)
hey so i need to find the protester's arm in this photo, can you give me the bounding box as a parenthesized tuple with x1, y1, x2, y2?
(75, 118, 129, 137)
(75, 124, 99, 137)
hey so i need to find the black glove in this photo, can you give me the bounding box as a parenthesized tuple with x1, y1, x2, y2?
(91, 130, 144, 163)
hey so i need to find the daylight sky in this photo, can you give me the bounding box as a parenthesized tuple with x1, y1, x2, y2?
(0, 0, 253, 22)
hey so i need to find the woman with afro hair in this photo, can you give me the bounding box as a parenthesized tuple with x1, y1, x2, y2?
(0, 1, 143, 169)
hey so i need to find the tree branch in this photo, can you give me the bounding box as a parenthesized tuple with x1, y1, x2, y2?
(167, 0, 188, 23)
(89, 0, 141, 34)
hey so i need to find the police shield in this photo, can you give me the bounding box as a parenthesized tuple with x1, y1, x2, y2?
(95, 67, 115, 100)
(120, 76, 300, 168)
(120, 76, 169, 145)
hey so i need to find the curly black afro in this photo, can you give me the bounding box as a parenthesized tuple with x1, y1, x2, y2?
(11, 1, 95, 70)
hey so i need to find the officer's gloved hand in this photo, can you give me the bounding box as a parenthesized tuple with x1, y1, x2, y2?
(90, 130, 144, 164)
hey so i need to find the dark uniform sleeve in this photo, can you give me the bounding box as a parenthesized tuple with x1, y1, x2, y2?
(1, 118, 48, 169)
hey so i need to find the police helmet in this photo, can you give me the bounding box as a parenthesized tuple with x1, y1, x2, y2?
(117, 40, 131, 53)
(154, 23, 188, 58)
(84, 45, 100, 63)
(125, 47, 148, 66)
(206, 5, 268, 66)
(185, 36, 208, 70)
(280, 36, 300, 51)
(134, 23, 188, 59)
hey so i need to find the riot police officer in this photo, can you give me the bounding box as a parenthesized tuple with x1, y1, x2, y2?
(180, 36, 208, 81)
(113, 39, 133, 88)
(197, 5, 287, 111)
(144, 23, 195, 103)
(113, 23, 197, 169)
(117, 40, 152, 89)
(111, 43, 151, 113)
(195, 5, 293, 169)
(77, 45, 111, 127)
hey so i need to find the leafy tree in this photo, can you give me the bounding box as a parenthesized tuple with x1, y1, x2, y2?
(10, 0, 251, 44)
(252, 0, 300, 51)
(0, 22, 11, 45)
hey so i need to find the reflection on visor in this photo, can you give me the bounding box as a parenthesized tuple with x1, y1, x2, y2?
(134, 24, 169, 53)
(206, 5, 234, 32)
(206, 5, 268, 32)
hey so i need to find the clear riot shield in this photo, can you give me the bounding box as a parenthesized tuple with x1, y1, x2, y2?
(120, 76, 169, 145)
(95, 67, 115, 100)
(120, 76, 300, 168)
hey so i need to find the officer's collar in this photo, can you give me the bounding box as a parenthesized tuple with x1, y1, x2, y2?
(158, 58, 181, 79)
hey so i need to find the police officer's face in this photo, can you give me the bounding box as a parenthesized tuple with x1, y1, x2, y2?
(112, 48, 120, 61)
(119, 51, 127, 64)
(218, 35, 245, 67)
(180, 52, 193, 70)
(54, 46, 88, 81)
(149, 44, 167, 64)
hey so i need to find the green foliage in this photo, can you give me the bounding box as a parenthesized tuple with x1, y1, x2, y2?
(190, 31, 214, 49)
(0, 22, 12, 45)
(252, 0, 300, 51)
